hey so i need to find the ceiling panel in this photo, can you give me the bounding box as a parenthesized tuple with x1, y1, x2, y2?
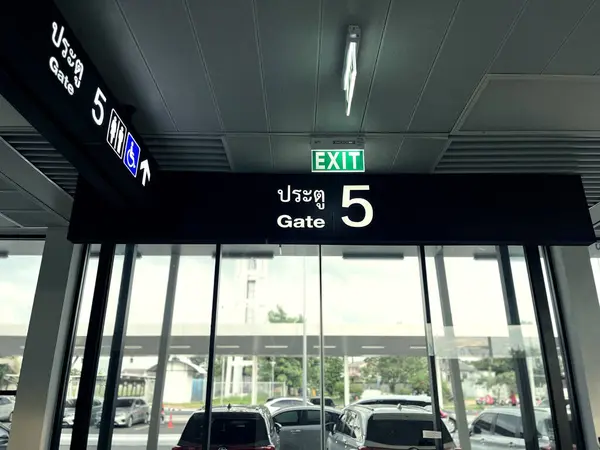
(272, 136, 311, 172)
(0, 192, 42, 211)
(393, 137, 448, 172)
(461, 76, 600, 132)
(225, 136, 272, 172)
(188, 0, 267, 132)
(4, 211, 68, 227)
(0, 96, 32, 130)
(256, 0, 320, 133)
(56, 0, 176, 134)
(0, 215, 19, 228)
(544, 2, 600, 75)
(362, 137, 400, 171)
(119, 0, 221, 132)
(363, 0, 458, 132)
(491, 0, 594, 74)
(409, 0, 525, 132)
(315, 0, 390, 132)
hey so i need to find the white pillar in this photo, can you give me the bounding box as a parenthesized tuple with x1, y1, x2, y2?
(251, 357, 258, 404)
(225, 356, 233, 397)
(436, 360, 444, 409)
(8, 228, 84, 450)
(550, 246, 600, 448)
(343, 356, 350, 407)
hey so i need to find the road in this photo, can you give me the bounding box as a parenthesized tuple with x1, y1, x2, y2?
(59, 413, 189, 449)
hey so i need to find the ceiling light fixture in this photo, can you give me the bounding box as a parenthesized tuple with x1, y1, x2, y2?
(343, 25, 360, 116)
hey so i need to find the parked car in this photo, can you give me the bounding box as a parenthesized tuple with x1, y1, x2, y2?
(327, 403, 456, 450)
(0, 423, 9, 450)
(108, 397, 149, 428)
(265, 397, 313, 413)
(309, 396, 336, 408)
(351, 394, 457, 433)
(174, 404, 281, 450)
(469, 406, 555, 450)
(273, 405, 340, 450)
(62, 397, 103, 427)
(0, 397, 14, 423)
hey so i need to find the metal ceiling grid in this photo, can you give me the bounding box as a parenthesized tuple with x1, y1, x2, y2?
(143, 135, 230, 172)
(436, 138, 600, 206)
(1, 132, 78, 195)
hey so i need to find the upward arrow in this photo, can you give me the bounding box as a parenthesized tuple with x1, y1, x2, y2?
(140, 159, 151, 186)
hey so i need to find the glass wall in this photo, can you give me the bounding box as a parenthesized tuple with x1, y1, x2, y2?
(0, 240, 44, 450)
(425, 246, 570, 450)
(54, 244, 573, 450)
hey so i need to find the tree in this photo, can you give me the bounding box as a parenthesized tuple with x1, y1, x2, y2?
(268, 305, 303, 323)
(362, 357, 429, 394)
(258, 307, 344, 397)
(472, 357, 518, 395)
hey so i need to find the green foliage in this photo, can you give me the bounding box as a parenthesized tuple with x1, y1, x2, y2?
(442, 380, 453, 402)
(473, 358, 518, 394)
(471, 358, 514, 374)
(268, 305, 304, 324)
(349, 383, 364, 396)
(362, 356, 430, 394)
(0, 364, 8, 389)
(256, 307, 344, 395)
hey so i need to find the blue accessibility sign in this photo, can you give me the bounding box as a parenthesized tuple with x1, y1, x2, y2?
(123, 133, 140, 177)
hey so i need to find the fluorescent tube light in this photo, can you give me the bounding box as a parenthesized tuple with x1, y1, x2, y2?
(342, 26, 360, 117)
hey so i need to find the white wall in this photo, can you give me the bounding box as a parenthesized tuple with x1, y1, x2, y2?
(162, 361, 193, 404)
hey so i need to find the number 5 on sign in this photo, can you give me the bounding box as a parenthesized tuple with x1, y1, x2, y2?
(341, 185, 373, 228)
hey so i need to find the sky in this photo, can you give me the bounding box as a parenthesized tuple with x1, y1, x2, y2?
(3, 244, 588, 352)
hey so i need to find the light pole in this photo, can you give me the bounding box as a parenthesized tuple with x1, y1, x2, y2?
(270, 359, 275, 396)
(302, 256, 308, 402)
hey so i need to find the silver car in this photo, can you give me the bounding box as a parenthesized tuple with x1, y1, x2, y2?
(0, 397, 14, 423)
(264, 397, 313, 414)
(112, 397, 150, 428)
(273, 405, 340, 450)
(469, 406, 554, 450)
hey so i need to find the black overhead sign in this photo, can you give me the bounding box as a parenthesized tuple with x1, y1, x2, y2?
(0, 3, 159, 206)
(69, 173, 594, 246)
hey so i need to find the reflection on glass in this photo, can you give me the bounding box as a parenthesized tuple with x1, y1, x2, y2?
(206, 245, 321, 450)
(426, 246, 563, 450)
(161, 245, 215, 449)
(0, 240, 44, 450)
(321, 246, 453, 449)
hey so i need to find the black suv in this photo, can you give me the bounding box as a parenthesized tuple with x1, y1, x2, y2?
(174, 405, 281, 450)
(327, 404, 456, 450)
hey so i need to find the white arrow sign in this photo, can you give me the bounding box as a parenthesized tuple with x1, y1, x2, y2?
(140, 159, 151, 186)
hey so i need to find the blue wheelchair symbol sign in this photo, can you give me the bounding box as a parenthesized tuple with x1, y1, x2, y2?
(123, 133, 140, 177)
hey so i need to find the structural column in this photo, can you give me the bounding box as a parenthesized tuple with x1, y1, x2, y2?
(550, 246, 600, 449)
(8, 228, 85, 450)
(434, 249, 469, 450)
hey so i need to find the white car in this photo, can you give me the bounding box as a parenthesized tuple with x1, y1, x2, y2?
(0, 397, 14, 423)
(264, 397, 313, 413)
(352, 394, 457, 433)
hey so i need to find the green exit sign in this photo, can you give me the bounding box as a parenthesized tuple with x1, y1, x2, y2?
(311, 149, 365, 172)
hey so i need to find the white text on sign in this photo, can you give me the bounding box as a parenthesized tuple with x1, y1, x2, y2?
(311, 149, 365, 172)
(275, 185, 373, 229)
